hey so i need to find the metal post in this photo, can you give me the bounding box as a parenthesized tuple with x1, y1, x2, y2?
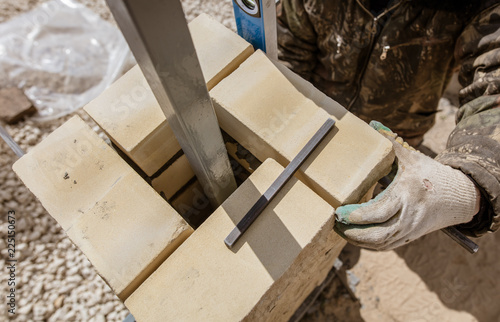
(106, 0, 237, 207)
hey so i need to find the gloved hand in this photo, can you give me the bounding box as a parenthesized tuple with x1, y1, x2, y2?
(334, 121, 481, 250)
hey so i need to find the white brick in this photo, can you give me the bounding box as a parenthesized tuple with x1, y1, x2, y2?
(125, 159, 345, 321)
(84, 13, 254, 176)
(13, 116, 193, 300)
(151, 154, 195, 200)
(210, 50, 395, 207)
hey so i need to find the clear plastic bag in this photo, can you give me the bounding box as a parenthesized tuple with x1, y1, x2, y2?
(0, 0, 134, 121)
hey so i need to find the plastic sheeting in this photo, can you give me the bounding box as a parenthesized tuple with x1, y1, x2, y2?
(0, 0, 134, 121)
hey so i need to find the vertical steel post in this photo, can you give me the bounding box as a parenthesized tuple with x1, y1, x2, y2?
(106, 0, 237, 207)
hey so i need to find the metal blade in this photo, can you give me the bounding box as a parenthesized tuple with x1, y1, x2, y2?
(106, 0, 237, 207)
(225, 118, 336, 248)
(442, 226, 478, 254)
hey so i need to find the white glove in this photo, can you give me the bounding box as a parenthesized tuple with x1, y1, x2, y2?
(334, 121, 481, 250)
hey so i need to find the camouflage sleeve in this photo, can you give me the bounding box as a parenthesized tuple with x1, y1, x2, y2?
(435, 4, 500, 236)
(276, 0, 318, 80)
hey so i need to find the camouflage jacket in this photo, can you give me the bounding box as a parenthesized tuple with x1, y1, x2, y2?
(277, 0, 500, 236)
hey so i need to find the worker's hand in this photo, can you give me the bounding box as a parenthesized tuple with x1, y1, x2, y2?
(334, 121, 481, 250)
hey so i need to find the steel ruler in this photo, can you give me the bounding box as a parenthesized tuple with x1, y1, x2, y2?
(225, 118, 336, 248)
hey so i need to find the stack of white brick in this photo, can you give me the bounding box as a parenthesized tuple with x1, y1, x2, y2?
(12, 116, 193, 301)
(84, 14, 255, 224)
(126, 159, 345, 321)
(84, 13, 254, 195)
(13, 13, 394, 322)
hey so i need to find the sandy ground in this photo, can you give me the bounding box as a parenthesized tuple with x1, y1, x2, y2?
(0, 1, 499, 321)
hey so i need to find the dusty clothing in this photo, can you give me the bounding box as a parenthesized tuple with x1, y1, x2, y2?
(277, 0, 500, 236)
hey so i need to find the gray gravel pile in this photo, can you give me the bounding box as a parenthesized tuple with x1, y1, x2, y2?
(0, 1, 235, 321)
